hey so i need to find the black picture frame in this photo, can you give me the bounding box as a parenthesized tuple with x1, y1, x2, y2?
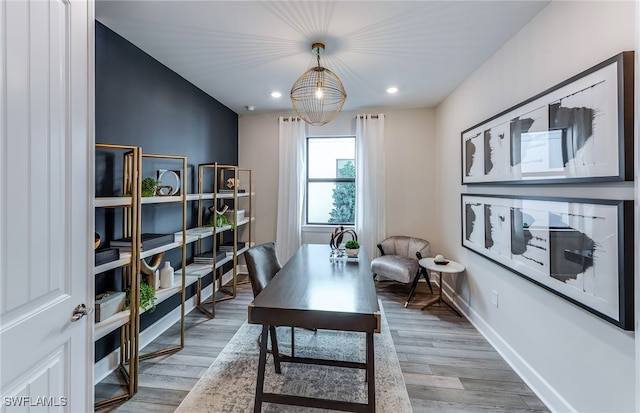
(461, 51, 634, 185)
(461, 194, 633, 330)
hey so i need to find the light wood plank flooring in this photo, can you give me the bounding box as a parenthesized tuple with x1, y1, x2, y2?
(96, 275, 549, 412)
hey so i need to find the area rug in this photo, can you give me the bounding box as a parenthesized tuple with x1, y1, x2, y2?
(175, 301, 412, 412)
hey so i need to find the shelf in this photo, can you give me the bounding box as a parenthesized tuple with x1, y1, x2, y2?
(139, 240, 183, 259)
(141, 195, 184, 204)
(95, 196, 133, 208)
(93, 252, 132, 275)
(143, 274, 197, 312)
(94, 309, 131, 341)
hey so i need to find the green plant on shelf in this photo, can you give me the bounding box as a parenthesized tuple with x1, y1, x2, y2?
(205, 206, 235, 229)
(141, 177, 160, 197)
(125, 281, 157, 312)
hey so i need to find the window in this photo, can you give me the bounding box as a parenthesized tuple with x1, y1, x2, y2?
(306, 136, 356, 225)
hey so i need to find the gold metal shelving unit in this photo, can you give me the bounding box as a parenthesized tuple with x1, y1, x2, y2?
(195, 163, 253, 318)
(137, 153, 188, 362)
(94, 144, 141, 409)
(94, 148, 189, 406)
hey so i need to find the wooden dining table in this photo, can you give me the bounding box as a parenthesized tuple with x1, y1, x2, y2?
(248, 243, 380, 413)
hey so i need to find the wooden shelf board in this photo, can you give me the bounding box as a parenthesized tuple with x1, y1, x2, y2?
(95, 197, 132, 208)
(94, 310, 131, 340)
(93, 252, 132, 275)
(141, 195, 184, 204)
(139, 240, 182, 259)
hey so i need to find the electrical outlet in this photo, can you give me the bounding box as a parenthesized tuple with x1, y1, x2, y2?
(492, 290, 499, 308)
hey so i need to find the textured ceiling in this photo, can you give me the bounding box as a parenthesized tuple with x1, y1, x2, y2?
(96, 0, 550, 115)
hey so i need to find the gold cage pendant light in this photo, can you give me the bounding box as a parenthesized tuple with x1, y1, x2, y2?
(290, 43, 347, 126)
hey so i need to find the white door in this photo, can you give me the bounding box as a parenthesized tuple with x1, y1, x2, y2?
(1, 0, 93, 412)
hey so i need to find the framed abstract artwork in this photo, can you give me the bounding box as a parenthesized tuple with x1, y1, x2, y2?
(461, 194, 633, 330)
(461, 51, 633, 184)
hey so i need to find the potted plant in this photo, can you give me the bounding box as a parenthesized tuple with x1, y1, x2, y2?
(345, 239, 360, 257)
(125, 281, 157, 313)
(141, 177, 160, 197)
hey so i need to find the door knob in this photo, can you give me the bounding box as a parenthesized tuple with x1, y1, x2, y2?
(71, 304, 94, 322)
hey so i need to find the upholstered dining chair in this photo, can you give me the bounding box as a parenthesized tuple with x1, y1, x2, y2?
(370, 235, 433, 307)
(243, 242, 292, 372)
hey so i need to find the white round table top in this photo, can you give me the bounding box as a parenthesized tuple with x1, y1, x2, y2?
(419, 257, 465, 274)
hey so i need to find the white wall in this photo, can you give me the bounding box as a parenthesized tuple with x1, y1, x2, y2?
(435, 1, 636, 412)
(238, 107, 438, 249)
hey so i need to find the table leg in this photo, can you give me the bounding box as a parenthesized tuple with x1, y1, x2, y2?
(421, 272, 462, 316)
(421, 272, 443, 310)
(366, 332, 375, 412)
(254, 324, 269, 413)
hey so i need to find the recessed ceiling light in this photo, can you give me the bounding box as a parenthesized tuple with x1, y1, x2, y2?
(386, 87, 398, 94)
(271, 91, 282, 98)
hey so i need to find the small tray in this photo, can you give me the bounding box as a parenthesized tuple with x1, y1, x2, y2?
(434, 260, 449, 265)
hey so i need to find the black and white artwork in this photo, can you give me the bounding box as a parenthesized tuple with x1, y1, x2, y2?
(462, 51, 633, 184)
(462, 194, 633, 330)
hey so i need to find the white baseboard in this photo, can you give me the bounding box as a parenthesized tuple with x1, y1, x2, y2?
(438, 279, 575, 413)
(94, 270, 234, 385)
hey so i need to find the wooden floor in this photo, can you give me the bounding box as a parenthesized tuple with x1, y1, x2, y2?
(96, 275, 549, 412)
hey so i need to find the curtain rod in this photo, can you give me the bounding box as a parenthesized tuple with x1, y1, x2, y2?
(355, 115, 380, 119)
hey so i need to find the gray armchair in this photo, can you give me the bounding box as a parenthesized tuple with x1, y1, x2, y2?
(370, 235, 433, 307)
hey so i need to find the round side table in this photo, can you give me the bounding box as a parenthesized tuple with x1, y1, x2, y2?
(419, 258, 465, 316)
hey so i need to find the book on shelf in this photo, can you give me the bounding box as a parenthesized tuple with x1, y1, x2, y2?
(219, 241, 245, 252)
(110, 233, 174, 251)
(193, 251, 227, 264)
(218, 189, 246, 193)
(95, 247, 120, 266)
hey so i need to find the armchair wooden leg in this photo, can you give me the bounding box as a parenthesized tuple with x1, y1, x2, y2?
(405, 269, 423, 307)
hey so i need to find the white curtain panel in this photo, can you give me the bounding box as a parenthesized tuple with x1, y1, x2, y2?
(355, 114, 386, 259)
(276, 117, 306, 262)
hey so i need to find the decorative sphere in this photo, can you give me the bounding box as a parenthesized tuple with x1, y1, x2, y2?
(435, 254, 445, 262)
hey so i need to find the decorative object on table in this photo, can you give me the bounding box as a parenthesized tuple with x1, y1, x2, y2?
(461, 193, 633, 330)
(290, 42, 347, 126)
(110, 233, 174, 252)
(95, 291, 126, 322)
(156, 169, 181, 196)
(345, 240, 360, 257)
(140, 252, 165, 289)
(125, 281, 157, 313)
(461, 51, 633, 185)
(159, 261, 174, 289)
(370, 235, 433, 307)
(434, 254, 449, 265)
(141, 177, 160, 197)
(329, 226, 358, 250)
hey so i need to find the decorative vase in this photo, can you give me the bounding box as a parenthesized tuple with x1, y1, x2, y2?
(160, 261, 174, 289)
(345, 248, 359, 257)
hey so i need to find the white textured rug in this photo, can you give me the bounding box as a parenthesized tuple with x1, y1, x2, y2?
(176, 301, 412, 412)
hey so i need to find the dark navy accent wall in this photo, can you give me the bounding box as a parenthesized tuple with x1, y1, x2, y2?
(94, 21, 238, 361)
(95, 21, 237, 163)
